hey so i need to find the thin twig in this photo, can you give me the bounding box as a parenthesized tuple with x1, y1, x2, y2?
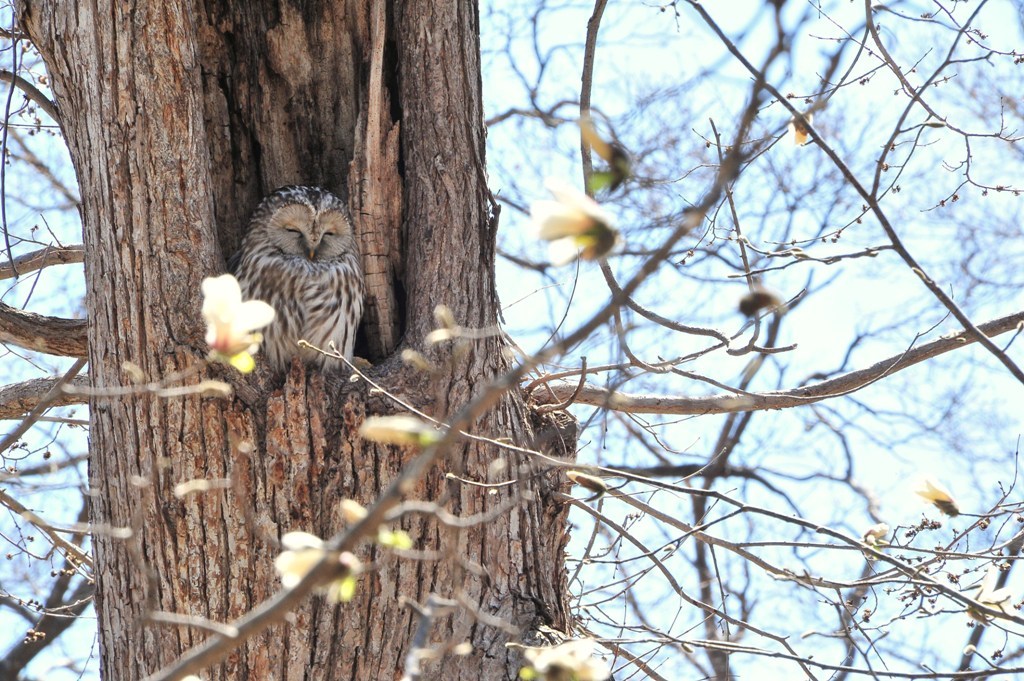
(147, 612, 241, 638)
(684, 0, 1024, 386)
(0, 486, 94, 569)
(534, 357, 587, 414)
(1, 22, 21, 277)
(536, 309, 1024, 415)
(400, 594, 459, 681)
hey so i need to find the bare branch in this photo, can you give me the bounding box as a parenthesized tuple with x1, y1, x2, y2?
(0, 485, 93, 569)
(0, 244, 84, 281)
(684, 0, 1024, 385)
(146, 612, 240, 638)
(0, 301, 87, 357)
(8, 129, 80, 207)
(0, 359, 88, 454)
(534, 357, 587, 414)
(568, 496, 817, 679)
(536, 310, 1024, 415)
(0, 69, 59, 122)
(485, 100, 577, 128)
(0, 452, 88, 480)
(401, 594, 459, 681)
(0, 578, 94, 679)
(0, 373, 88, 420)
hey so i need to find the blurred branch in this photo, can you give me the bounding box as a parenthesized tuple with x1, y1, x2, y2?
(0, 27, 27, 41)
(0, 594, 36, 622)
(534, 357, 586, 414)
(0, 301, 87, 356)
(598, 261, 732, 344)
(401, 594, 459, 681)
(535, 309, 1024, 414)
(147, 611, 241, 638)
(0, 244, 84, 281)
(592, 636, 673, 681)
(9, 129, 80, 206)
(485, 100, 576, 128)
(0, 452, 88, 480)
(960, 537, 1024, 671)
(0, 373, 89, 420)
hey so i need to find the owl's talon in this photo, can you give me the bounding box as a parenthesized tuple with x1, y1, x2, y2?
(351, 357, 373, 371)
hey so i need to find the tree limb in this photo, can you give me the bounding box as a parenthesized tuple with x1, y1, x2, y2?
(0, 301, 87, 356)
(0, 244, 84, 281)
(0, 453, 88, 481)
(0, 359, 88, 455)
(0, 374, 89, 420)
(534, 310, 1024, 415)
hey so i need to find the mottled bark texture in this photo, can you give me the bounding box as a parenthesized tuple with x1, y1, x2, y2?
(20, 1, 571, 679)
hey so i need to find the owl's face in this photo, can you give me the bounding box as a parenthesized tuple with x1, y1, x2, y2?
(251, 186, 357, 263)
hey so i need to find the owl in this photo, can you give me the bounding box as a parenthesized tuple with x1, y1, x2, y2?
(234, 185, 364, 372)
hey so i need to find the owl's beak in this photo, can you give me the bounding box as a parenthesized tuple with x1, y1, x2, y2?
(302, 237, 318, 260)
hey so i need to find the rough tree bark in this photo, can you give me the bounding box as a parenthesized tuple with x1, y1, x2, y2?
(20, 1, 572, 678)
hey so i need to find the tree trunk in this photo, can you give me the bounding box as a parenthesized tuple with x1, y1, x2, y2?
(20, 1, 572, 678)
